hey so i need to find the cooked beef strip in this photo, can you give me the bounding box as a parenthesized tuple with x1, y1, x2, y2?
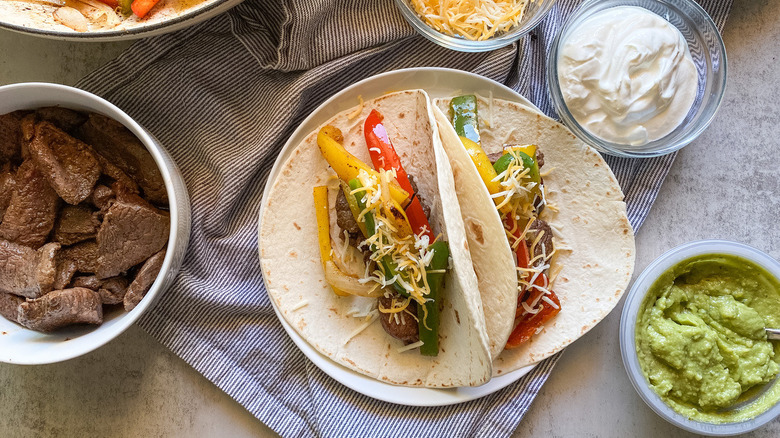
(0, 292, 23, 323)
(35, 107, 87, 133)
(96, 191, 169, 279)
(0, 160, 59, 248)
(53, 255, 78, 291)
(378, 293, 420, 344)
(78, 113, 167, 205)
(60, 240, 99, 274)
(70, 275, 101, 290)
(124, 250, 165, 311)
(71, 275, 129, 305)
(335, 188, 361, 242)
(536, 150, 545, 169)
(18, 287, 102, 332)
(87, 184, 115, 211)
(0, 111, 24, 164)
(97, 155, 140, 195)
(53, 205, 100, 246)
(28, 121, 101, 205)
(0, 239, 59, 299)
(526, 219, 554, 265)
(0, 163, 15, 220)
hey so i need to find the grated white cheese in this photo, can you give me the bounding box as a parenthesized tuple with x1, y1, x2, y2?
(292, 300, 309, 311)
(344, 310, 379, 345)
(397, 340, 425, 353)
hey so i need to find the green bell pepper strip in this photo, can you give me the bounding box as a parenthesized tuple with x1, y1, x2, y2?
(347, 178, 408, 297)
(418, 240, 449, 357)
(118, 0, 133, 15)
(493, 150, 540, 185)
(450, 95, 480, 144)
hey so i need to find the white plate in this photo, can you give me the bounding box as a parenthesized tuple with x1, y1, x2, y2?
(257, 67, 540, 406)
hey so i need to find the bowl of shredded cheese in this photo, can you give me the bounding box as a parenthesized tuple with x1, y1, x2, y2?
(395, 0, 557, 52)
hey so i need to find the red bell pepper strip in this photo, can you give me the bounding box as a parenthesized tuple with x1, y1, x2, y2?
(131, 0, 161, 18)
(365, 109, 413, 194)
(504, 215, 530, 270)
(364, 109, 434, 241)
(97, 0, 119, 7)
(506, 285, 561, 348)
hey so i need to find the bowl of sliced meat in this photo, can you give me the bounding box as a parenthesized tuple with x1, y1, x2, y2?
(0, 82, 190, 364)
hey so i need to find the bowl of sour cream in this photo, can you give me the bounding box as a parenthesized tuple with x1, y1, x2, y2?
(547, 0, 727, 157)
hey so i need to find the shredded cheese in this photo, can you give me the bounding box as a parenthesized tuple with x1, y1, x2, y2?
(409, 0, 533, 41)
(347, 95, 364, 120)
(344, 310, 379, 345)
(397, 340, 425, 353)
(292, 300, 309, 311)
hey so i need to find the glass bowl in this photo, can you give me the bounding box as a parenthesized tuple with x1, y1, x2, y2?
(547, 0, 727, 157)
(620, 240, 780, 435)
(394, 0, 557, 52)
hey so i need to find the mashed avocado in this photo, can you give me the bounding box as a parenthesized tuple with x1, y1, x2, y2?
(636, 254, 780, 423)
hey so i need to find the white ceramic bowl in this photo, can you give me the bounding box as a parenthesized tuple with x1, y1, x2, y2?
(0, 0, 243, 41)
(620, 240, 780, 435)
(0, 82, 191, 365)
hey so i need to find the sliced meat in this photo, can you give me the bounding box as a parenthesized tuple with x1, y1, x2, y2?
(35, 107, 87, 132)
(335, 188, 361, 240)
(28, 121, 101, 205)
(70, 275, 127, 305)
(72, 275, 129, 305)
(124, 250, 164, 311)
(0, 160, 59, 248)
(0, 292, 24, 323)
(78, 114, 167, 205)
(0, 111, 24, 163)
(536, 150, 545, 169)
(87, 184, 114, 210)
(17, 287, 102, 332)
(60, 240, 99, 274)
(19, 114, 36, 160)
(527, 219, 554, 265)
(53, 205, 100, 246)
(96, 191, 169, 279)
(0, 239, 59, 299)
(97, 155, 140, 194)
(70, 275, 101, 290)
(53, 255, 78, 291)
(378, 294, 420, 344)
(0, 163, 15, 219)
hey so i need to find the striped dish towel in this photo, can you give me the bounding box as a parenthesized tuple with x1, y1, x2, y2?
(77, 0, 732, 436)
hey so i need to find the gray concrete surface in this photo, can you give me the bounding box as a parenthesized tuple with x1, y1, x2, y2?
(1, 0, 779, 436)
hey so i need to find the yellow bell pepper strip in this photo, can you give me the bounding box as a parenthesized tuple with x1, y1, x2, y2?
(449, 96, 512, 216)
(314, 186, 381, 298)
(317, 126, 410, 208)
(313, 186, 349, 297)
(348, 178, 408, 297)
(418, 240, 449, 356)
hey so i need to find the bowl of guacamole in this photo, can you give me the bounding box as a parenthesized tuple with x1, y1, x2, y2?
(620, 240, 780, 436)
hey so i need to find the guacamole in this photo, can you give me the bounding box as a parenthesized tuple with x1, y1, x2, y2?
(636, 254, 780, 423)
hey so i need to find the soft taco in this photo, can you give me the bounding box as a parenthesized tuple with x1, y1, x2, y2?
(259, 90, 493, 387)
(433, 95, 635, 375)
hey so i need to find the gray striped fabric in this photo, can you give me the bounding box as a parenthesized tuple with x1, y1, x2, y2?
(77, 1, 732, 437)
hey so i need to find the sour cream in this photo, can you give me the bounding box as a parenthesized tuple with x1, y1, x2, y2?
(557, 6, 698, 146)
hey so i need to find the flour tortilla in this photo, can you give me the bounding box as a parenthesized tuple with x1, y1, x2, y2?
(260, 90, 493, 387)
(434, 96, 636, 375)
